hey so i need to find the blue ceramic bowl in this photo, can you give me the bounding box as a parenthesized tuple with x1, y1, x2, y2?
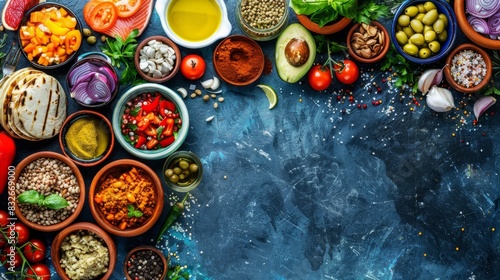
(391, 0, 457, 64)
(112, 83, 189, 160)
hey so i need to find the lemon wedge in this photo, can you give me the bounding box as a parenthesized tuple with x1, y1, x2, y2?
(257, 84, 278, 110)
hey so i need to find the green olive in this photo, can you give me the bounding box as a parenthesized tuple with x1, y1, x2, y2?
(169, 174, 179, 183)
(424, 30, 436, 42)
(405, 6, 419, 17)
(437, 30, 448, 42)
(179, 174, 185, 180)
(438, 14, 448, 27)
(422, 9, 438, 26)
(173, 167, 182, 175)
(402, 26, 415, 37)
(179, 160, 190, 170)
(395, 24, 403, 32)
(417, 4, 426, 13)
(395, 31, 409, 45)
(398, 15, 411, 27)
(433, 19, 445, 34)
(165, 169, 174, 177)
(83, 28, 92, 37)
(414, 13, 425, 22)
(419, 48, 432, 58)
(410, 19, 424, 33)
(86, 36, 97, 45)
(403, 43, 419, 56)
(428, 41, 441, 53)
(409, 33, 425, 46)
(189, 163, 199, 172)
(423, 25, 433, 33)
(424, 1, 437, 12)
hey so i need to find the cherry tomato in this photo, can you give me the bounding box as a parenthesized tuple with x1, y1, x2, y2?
(23, 239, 46, 263)
(0, 246, 22, 269)
(180, 54, 206, 80)
(307, 65, 332, 91)
(0, 210, 8, 227)
(84, 1, 118, 32)
(7, 222, 30, 245)
(334, 59, 359, 85)
(115, 0, 141, 18)
(26, 263, 51, 280)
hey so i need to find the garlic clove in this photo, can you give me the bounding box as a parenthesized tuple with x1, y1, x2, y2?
(473, 96, 496, 120)
(418, 65, 447, 94)
(210, 76, 220, 90)
(177, 87, 188, 98)
(201, 78, 214, 89)
(206, 115, 215, 122)
(426, 86, 455, 112)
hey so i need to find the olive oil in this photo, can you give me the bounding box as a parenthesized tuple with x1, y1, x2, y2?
(167, 0, 222, 42)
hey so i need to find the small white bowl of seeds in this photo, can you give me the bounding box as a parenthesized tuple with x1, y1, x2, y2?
(12, 151, 85, 232)
(134, 36, 181, 83)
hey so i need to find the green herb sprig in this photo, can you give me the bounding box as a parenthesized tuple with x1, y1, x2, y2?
(101, 29, 140, 85)
(483, 50, 500, 96)
(354, 0, 391, 25)
(127, 205, 143, 218)
(17, 190, 69, 210)
(380, 46, 420, 93)
(314, 35, 348, 78)
(167, 263, 190, 280)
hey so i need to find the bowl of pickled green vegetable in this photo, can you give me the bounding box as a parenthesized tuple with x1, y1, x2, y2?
(390, 0, 457, 64)
(162, 151, 203, 192)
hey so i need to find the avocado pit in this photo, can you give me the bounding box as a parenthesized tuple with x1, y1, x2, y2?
(285, 38, 309, 67)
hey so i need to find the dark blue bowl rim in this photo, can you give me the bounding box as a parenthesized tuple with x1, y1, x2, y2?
(390, 0, 457, 64)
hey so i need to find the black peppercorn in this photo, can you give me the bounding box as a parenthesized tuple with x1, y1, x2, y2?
(126, 249, 164, 280)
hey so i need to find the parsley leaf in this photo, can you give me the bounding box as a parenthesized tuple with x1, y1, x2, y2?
(354, 0, 391, 25)
(101, 29, 141, 85)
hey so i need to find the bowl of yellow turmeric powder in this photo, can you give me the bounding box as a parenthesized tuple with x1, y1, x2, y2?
(59, 110, 114, 167)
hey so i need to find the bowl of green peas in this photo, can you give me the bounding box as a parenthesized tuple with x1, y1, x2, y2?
(162, 151, 203, 192)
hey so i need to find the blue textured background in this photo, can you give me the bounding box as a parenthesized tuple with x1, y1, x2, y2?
(1, 0, 500, 279)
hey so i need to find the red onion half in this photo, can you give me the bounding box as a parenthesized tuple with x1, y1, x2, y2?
(466, 0, 500, 18)
(467, 15, 490, 34)
(68, 62, 117, 105)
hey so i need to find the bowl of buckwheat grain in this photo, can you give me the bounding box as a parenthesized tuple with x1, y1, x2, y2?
(12, 151, 86, 232)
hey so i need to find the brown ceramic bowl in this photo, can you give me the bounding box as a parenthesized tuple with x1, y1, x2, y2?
(295, 14, 351, 35)
(444, 43, 493, 93)
(59, 110, 114, 167)
(51, 222, 116, 280)
(12, 151, 85, 232)
(454, 0, 500, 50)
(213, 35, 264, 86)
(89, 159, 164, 237)
(123, 246, 168, 280)
(347, 21, 390, 64)
(134, 36, 181, 83)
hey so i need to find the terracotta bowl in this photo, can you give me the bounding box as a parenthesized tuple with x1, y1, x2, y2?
(59, 110, 114, 167)
(213, 35, 264, 86)
(444, 43, 493, 94)
(12, 151, 85, 232)
(134, 35, 181, 83)
(454, 0, 500, 50)
(51, 222, 116, 280)
(123, 246, 168, 280)
(347, 21, 390, 64)
(89, 159, 164, 237)
(295, 14, 351, 35)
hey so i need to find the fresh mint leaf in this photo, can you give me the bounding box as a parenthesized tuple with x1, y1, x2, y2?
(127, 205, 143, 218)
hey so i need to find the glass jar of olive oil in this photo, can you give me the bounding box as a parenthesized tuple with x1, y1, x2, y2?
(236, 0, 289, 41)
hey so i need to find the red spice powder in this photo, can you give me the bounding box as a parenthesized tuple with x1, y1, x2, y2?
(214, 38, 264, 83)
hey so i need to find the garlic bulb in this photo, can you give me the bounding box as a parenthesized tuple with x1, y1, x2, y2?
(473, 96, 496, 120)
(417, 65, 446, 94)
(426, 86, 455, 112)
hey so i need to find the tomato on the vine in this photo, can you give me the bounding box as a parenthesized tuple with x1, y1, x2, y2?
(0, 210, 8, 227)
(7, 222, 30, 245)
(115, 0, 141, 18)
(180, 54, 206, 80)
(84, 1, 118, 32)
(334, 59, 359, 85)
(307, 65, 332, 91)
(23, 239, 46, 263)
(26, 263, 51, 280)
(0, 246, 22, 269)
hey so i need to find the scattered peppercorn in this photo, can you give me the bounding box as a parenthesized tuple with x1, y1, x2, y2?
(126, 250, 164, 280)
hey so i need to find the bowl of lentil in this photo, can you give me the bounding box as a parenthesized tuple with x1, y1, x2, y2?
(163, 150, 204, 192)
(213, 35, 265, 86)
(444, 43, 493, 93)
(124, 246, 168, 280)
(134, 35, 181, 83)
(112, 83, 189, 160)
(89, 159, 164, 237)
(12, 151, 85, 232)
(59, 110, 114, 167)
(51, 222, 116, 280)
(235, 0, 289, 41)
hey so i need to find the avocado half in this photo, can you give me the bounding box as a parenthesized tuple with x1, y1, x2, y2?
(275, 23, 316, 83)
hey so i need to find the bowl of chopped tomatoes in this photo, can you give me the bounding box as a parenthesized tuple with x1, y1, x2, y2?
(112, 83, 189, 160)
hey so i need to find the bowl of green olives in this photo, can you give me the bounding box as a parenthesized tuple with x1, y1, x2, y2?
(162, 151, 203, 192)
(391, 0, 457, 64)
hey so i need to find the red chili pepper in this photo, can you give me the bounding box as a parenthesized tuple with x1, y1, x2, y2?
(135, 135, 147, 148)
(159, 136, 175, 147)
(146, 139, 158, 149)
(137, 118, 150, 131)
(0, 131, 16, 194)
(159, 100, 176, 117)
(161, 118, 175, 137)
(142, 95, 160, 113)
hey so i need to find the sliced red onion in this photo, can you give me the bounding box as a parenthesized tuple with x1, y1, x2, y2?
(466, 0, 500, 18)
(86, 74, 111, 102)
(70, 82, 94, 105)
(488, 11, 500, 34)
(467, 15, 490, 34)
(68, 62, 100, 86)
(97, 66, 118, 92)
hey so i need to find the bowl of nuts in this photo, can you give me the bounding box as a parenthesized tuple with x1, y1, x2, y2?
(89, 159, 164, 237)
(12, 151, 85, 232)
(163, 150, 203, 192)
(134, 36, 181, 83)
(124, 246, 168, 280)
(347, 21, 390, 64)
(51, 222, 116, 280)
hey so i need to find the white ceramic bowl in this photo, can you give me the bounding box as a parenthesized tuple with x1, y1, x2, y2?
(154, 0, 232, 49)
(112, 83, 189, 160)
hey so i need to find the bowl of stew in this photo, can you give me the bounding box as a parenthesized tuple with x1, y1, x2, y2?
(89, 159, 164, 237)
(112, 83, 189, 160)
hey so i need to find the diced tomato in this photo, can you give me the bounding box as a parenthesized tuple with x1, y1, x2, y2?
(134, 135, 147, 148)
(160, 100, 176, 117)
(142, 95, 160, 113)
(159, 136, 175, 147)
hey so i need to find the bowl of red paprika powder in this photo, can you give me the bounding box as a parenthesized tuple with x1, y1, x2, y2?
(213, 35, 264, 86)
